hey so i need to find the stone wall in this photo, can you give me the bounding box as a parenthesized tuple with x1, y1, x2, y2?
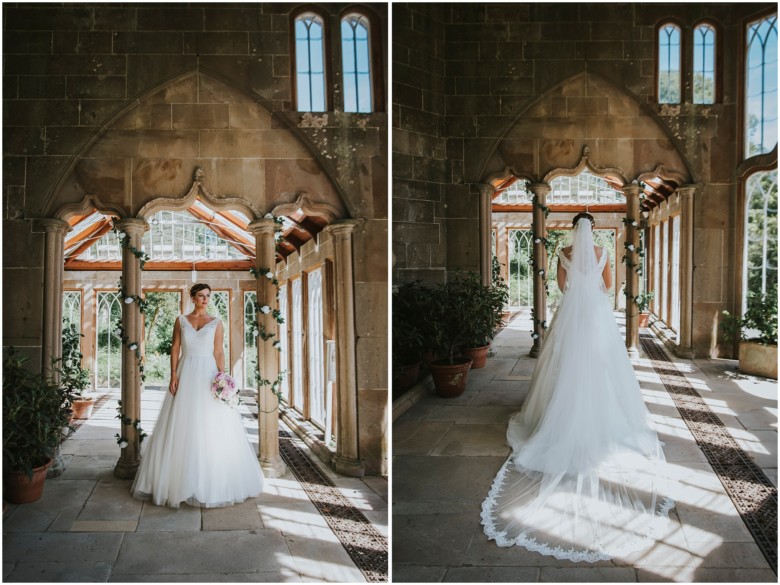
(392, 2, 776, 356)
(3, 2, 388, 474)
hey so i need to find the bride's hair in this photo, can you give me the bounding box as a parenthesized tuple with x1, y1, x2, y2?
(572, 212, 595, 228)
(190, 283, 212, 297)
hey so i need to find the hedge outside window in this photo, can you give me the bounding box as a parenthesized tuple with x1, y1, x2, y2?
(341, 14, 372, 113)
(658, 23, 682, 104)
(743, 170, 778, 310)
(295, 14, 327, 112)
(693, 24, 716, 104)
(745, 14, 778, 157)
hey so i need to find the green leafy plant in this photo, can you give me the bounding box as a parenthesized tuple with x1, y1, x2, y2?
(721, 289, 778, 346)
(392, 281, 430, 366)
(52, 324, 91, 405)
(635, 291, 655, 313)
(3, 348, 71, 478)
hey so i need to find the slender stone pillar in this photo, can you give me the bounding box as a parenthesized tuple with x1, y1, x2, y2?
(676, 185, 697, 358)
(478, 184, 494, 286)
(328, 220, 365, 477)
(528, 183, 550, 358)
(247, 218, 287, 478)
(39, 218, 71, 376)
(114, 218, 149, 479)
(623, 184, 641, 357)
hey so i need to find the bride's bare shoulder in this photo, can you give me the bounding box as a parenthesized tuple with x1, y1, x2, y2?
(562, 245, 573, 258)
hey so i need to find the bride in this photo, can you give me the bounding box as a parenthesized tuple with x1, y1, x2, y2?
(481, 213, 673, 562)
(131, 283, 264, 508)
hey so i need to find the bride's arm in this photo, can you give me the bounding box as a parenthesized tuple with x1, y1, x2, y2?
(169, 319, 181, 395)
(601, 250, 612, 290)
(213, 321, 225, 373)
(557, 260, 567, 292)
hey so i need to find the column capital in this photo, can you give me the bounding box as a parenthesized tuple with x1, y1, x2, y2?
(621, 183, 642, 198)
(35, 217, 71, 234)
(247, 217, 278, 236)
(476, 183, 496, 198)
(327, 219, 360, 238)
(677, 184, 699, 198)
(527, 182, 551, 197)
(114, 217, 149, 235)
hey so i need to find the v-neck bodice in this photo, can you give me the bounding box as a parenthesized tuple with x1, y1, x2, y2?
(179, 314, 219, 357)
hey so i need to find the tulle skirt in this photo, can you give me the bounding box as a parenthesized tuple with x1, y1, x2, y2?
(481, 283, 673, 561)
(131, 353, 264, 508)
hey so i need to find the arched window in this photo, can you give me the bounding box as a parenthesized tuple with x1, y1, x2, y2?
(658, 23, 682, 104)
(745, 14, 778, 157)
(294, 13, 327, 112)
(693, 23, 716, 104)
(341, 13, 372, 113)
(743, 170, 778, 309)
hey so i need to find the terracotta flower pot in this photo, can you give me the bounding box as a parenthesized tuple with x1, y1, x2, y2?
(394, 362, 422, 394)
(5, 460, 52, 504)
(429, 357, 473, 397)
(739, 341, 778, 379)
(71, 398, 94, 419)
(638, 312, 650, 328)
(460, 345, 490, 369)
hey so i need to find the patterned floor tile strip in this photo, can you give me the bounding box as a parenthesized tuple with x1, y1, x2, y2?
(639, 332, 778, 574)
(278, 430, 388, 582)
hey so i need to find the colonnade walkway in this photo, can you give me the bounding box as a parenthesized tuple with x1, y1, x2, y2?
(3, 389, 388, 583)
(393, 312, 777, 582)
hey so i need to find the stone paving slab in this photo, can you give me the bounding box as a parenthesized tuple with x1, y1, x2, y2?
(423, 404, 517, 425)
(4, 561, 114, 582)
(393, 456, 505, 503)
(392, 565, 447, 583)
(540, 566, 639, 581)
(112, 530, 289, 575)
(59, 458, 118, 480)
(77, 479, 142, 522)
(637, 567, 777, 582)
(110, 571, 304, 582)
(136, 501, 202, 532)
(201, 497, 265, 531)
(443, 566, 541, 582)
(3, 532, 124, 563)
(393, 512, 482, 567)
(393, 421, 453, 456)
(70, 520, 138, 532)
(430, 423, 511, 457)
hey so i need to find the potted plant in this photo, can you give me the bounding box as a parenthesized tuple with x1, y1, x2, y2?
(721, 290, 778, 379)
(427, 276, 474, 397)
(3, 348, 71, 503)
(635, 291, 654, 328)
(458, 271, 509, 368)
(54, 324, 93, 419)
(392, 281, 428, 397)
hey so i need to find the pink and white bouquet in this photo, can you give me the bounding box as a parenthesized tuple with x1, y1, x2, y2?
(211, 372, 241, 408)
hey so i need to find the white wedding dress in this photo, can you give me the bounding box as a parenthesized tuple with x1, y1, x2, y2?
(131, 315, 264, 508)
(481, 220, 673, 562)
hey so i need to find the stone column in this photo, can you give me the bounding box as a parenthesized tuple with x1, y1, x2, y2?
(247, 218, 287, 478)
(528, 183, 550, 358)
(38, 218, 71, 376)
(623, 184, 641, 357)
(114, 217, 149, 479)
(328, 220, 365, 477)
(478, 184, 495, 286)
(676, 185, 697, 358)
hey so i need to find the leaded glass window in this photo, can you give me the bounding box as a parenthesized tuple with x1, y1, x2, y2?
(295, 14, 326, 112)
(693, 24, 716, 104)
(341, 14, 372, 113)
(658, 24, 682, 104)
(508, 230, 533, 308)
(96, 291, 122, 389)
(306, 268, 326, 427)
(549, 172, 624, 205)
(244, 292, 258, 390)
(671, 216, 681, 333)
(661, 220, 669, 322)
(63, 290, 82, 335)
(291, 278, 305, 411)
(744, 170, 778, 310)
(207, 290, 230, 365)
(277, 285, 290, 402)
(745, 14, 778, 157)
(653, 224, 661, 314)
(494, 180, 532, 205)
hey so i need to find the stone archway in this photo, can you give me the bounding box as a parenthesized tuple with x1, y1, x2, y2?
(477, 73, 695, 357)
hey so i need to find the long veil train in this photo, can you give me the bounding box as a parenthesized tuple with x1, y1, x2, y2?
(481, 219, 673, 562)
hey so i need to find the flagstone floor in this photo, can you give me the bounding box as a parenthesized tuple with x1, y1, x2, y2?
(392, 312, 777, 583)
(3, 388, 387, 583)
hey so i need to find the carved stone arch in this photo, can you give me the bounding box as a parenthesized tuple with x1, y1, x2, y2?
(53, 194, 127, 222)
(542, 146, 630, 188)
(137, 166, 260, 220)
(42, 67, 353, 221)
(476, 71, 694, 186)
(484, 166, 536, 191)
(271, 192, 342, 225)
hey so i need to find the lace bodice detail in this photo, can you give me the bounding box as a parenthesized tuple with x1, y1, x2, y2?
(179, 314, 219, 357)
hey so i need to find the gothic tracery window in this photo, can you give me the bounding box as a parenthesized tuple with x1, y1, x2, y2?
(745, 13, 778, 157)
(294, 13, 327, 112)
(341, 13, 372, 113)
(744, 170, 778, 309)
(658, 23, 682, 104)
(693, 23, 716, 104)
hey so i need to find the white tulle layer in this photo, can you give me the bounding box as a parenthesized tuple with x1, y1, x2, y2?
(131, 323, 264, 508)
(481, 257, 674, 561)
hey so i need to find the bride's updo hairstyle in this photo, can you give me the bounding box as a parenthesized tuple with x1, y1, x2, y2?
(190, 283, 212, 297)
(572, 212, 595, 228)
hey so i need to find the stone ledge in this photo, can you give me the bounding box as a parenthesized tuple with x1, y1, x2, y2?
(392, 375, 434, 422)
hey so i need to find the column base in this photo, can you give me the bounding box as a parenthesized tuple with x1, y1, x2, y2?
(114, 458, 140, 480)
(332, 454, 365, 478)
(627, 346, 640, 359)
(46, 446, 68, 479)
(529, 344, 541, 358)
(675, 345, 695, 359)
(260, 456, 288, 478)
